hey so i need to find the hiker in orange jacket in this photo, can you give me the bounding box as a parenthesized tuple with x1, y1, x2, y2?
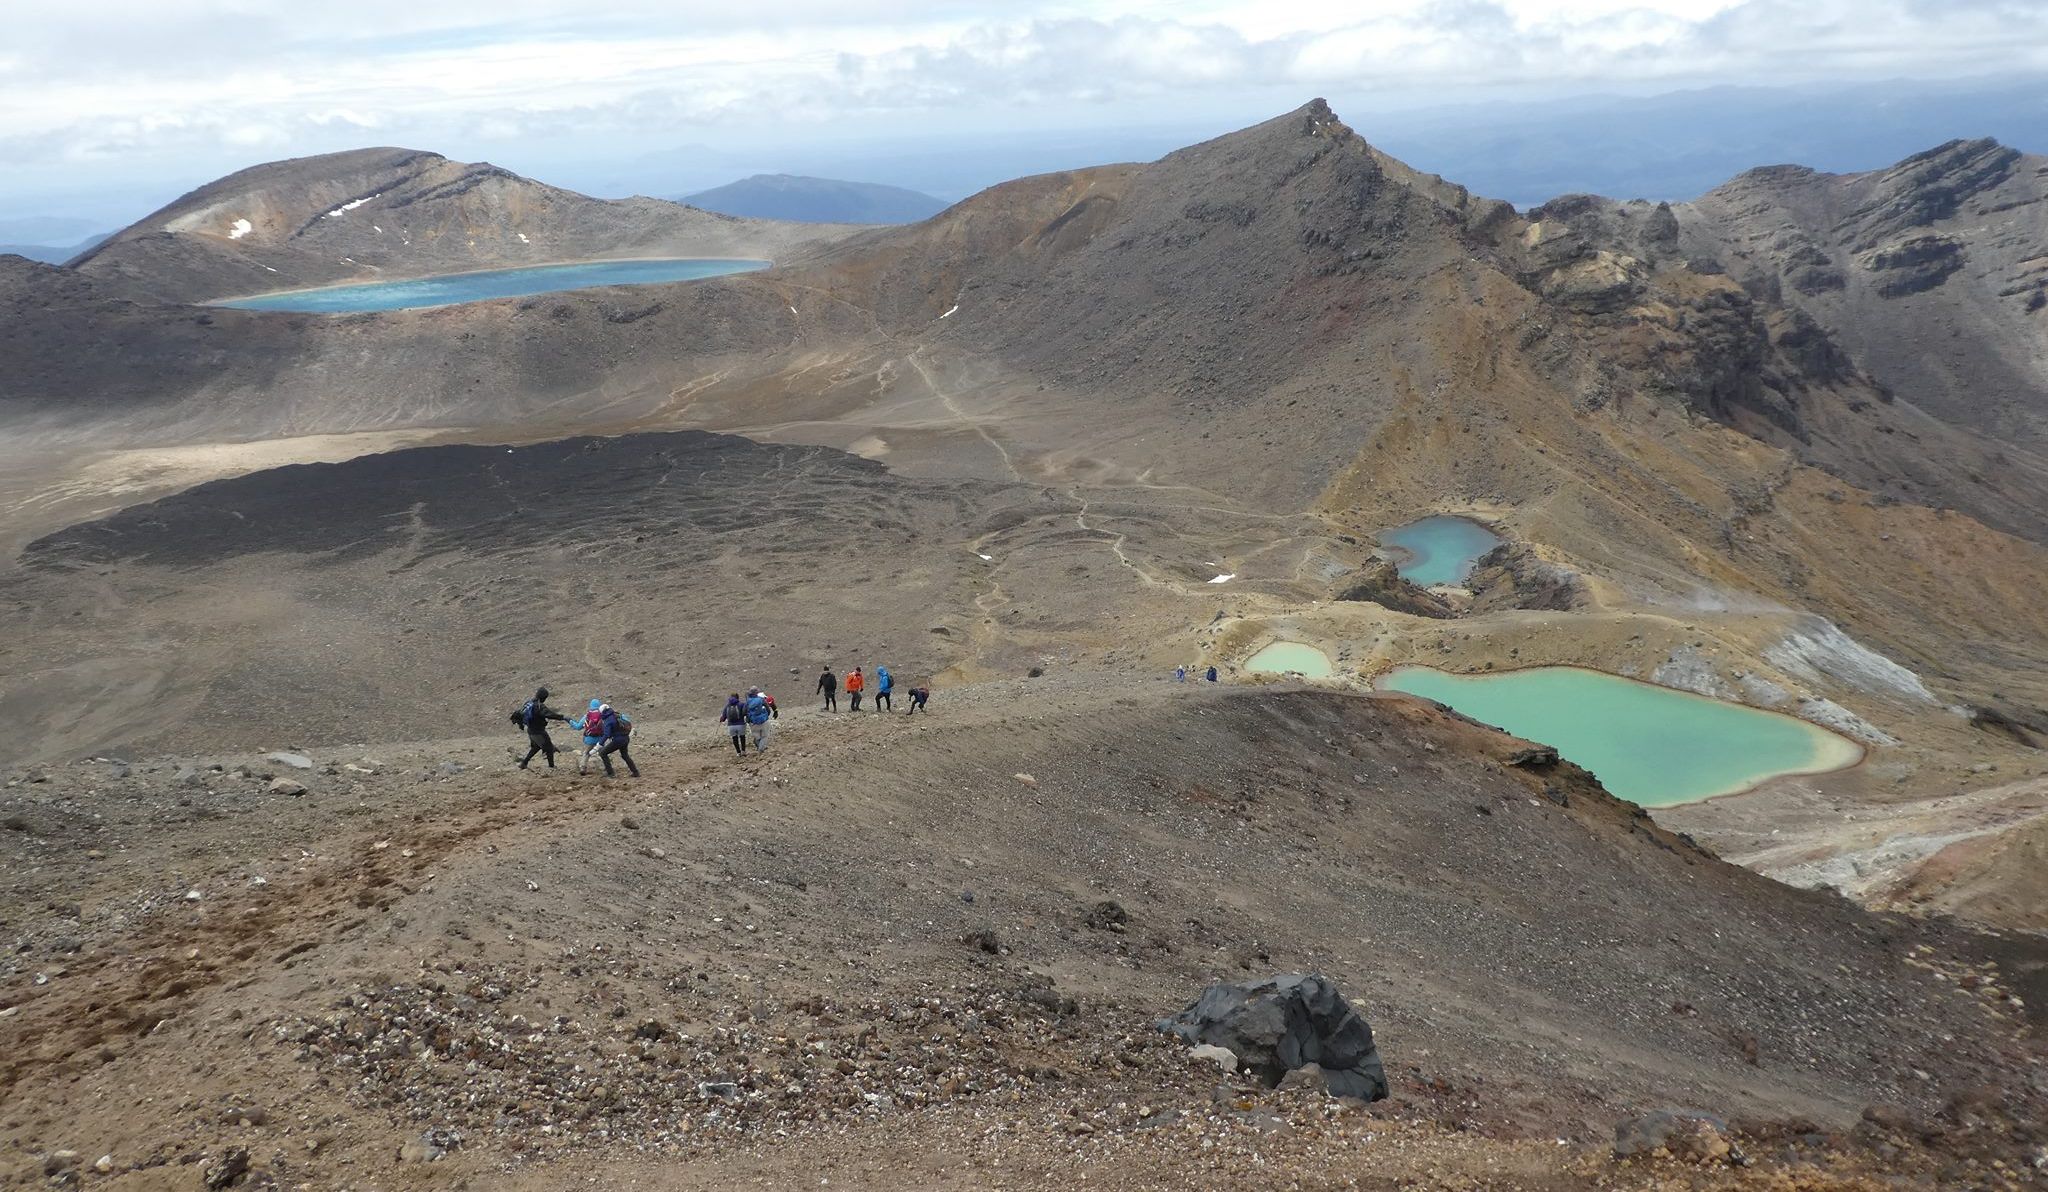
(845, 665, 866, 711)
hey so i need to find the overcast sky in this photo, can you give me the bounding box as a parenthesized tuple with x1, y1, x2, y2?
(4, 0, 2047, 225)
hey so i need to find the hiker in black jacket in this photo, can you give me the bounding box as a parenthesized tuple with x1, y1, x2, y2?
(816, 667, 838, 711)
(515, 687, 572, 769)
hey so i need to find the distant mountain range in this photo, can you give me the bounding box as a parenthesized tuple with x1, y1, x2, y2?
(0, 234, 108, 265)
(681, 174, 949, 224)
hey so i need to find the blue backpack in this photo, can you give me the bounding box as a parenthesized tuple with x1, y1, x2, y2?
(745, 696, 771, 724)
(877, 667, 893, 692)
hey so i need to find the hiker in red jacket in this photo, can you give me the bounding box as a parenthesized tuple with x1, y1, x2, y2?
(845, 666, 866, 711)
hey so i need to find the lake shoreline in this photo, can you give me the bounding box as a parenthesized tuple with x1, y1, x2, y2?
(208, 255, 773, 310)
(1376, 661, 1868, 807)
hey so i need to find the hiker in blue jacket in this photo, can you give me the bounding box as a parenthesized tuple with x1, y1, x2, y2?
(874, 665, 894, 711)
(595, 702, 639, 778)
(744, 688, 774, 753)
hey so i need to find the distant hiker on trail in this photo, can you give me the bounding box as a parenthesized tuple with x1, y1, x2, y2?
(906, 686, 930, 714)
(845, 666, 866, 711)
(720, 693, 748, 756)
(1175, 666, 1187, 682)
(745, 688, 774, 752)
(595, 702, 639, 777)
(874, 665, 894, 711)
(575, 698, 605, 774)
(817, 667, 838, 711)
(1205, 666, 1219, 683)
(512, 687, 572, 769)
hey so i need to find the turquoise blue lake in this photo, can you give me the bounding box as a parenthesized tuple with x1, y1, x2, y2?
(216, 258, 770, 312)
(1379, 665, 1862, 806)
(1381, 516, 1502, 586)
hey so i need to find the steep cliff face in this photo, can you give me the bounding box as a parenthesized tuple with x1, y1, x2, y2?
(70, 148, 857, 304)
(1681, 138, 2048, 449)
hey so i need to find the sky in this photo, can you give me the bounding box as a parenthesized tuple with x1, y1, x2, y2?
(4, 0, 2048, 227)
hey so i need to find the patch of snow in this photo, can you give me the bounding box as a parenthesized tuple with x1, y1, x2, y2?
(372, 225, 383, 234)
(322, 194, 379, 219)
(262, 265, 279, 273)
(226, 218, 252, 240)
(938, 304, 959, 319)
(1765, 617, 1935, 704)
(517, 232, 530, 244)
(1208, 574, 1236, 584)
(977, 553, 992, 561)
(789, 305, 799, 316)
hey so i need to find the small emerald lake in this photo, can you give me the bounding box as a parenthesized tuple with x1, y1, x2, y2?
(1245, 641, 1334, 678)
(1381, 516, 1502, 586)
(216, 258, 770, 312)
(1379, 665, 1862, 807)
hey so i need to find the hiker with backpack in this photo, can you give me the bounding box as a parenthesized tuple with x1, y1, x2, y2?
(574, 698, 605, 774)
(744, 688, 774, 752)
(906, 685, 930, 714)
(845, 666, 865, 711)
(595, 702, 639, 777)
(874, 666, 894, 711)
(720, 693, 748, 756)
(512, 687, 573, 770)
(816, 667, 838, 711)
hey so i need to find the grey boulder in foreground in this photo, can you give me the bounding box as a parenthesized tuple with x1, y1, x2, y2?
(1159, 973, 1389, 1101)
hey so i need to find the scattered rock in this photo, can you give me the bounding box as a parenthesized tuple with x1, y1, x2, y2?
(1505, 745, 1559, 768)
(264, 752, 315, 770)
(267, 777, 307, 797)
(43, 1151, 80, 1176)
(1188, 1043, 1239, 1073)
(1012, 773, 1037, 787)
(1083, 900, 1129, 932)
(201, 1146, 250, 1189)
(1614, 1109, 1732, 1163)
(960, 929, 1002, 954)
(397, 1128, 463, 1163)
(1158, 973, 1388, 1101)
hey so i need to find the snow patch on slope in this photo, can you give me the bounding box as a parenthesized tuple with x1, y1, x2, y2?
(227, 218, 252, 240)
(323, 194, 380, 219)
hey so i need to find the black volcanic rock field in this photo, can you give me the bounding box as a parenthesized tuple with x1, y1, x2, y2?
(2, 100, 2047, 1189)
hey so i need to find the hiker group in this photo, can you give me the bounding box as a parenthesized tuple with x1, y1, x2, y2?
(813, 664, 929, 714)
(512, 688, 639, 776)
(512, 665, 932, 773)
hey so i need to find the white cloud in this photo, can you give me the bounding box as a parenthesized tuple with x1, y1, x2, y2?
(1, 0, 2043, 212)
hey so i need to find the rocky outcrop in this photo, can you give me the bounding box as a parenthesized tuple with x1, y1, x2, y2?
(1861, 233, 1966, 298)
(1841, 139, 2022, 250)
(1158, 974, 1388, 1101)
(1465, 545, 1586, 614)
(1335, 560, 1456, 618)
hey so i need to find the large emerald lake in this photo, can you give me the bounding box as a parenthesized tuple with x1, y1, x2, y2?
(216, 258, 769, 312)
(1379, 665, 1862, 806)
